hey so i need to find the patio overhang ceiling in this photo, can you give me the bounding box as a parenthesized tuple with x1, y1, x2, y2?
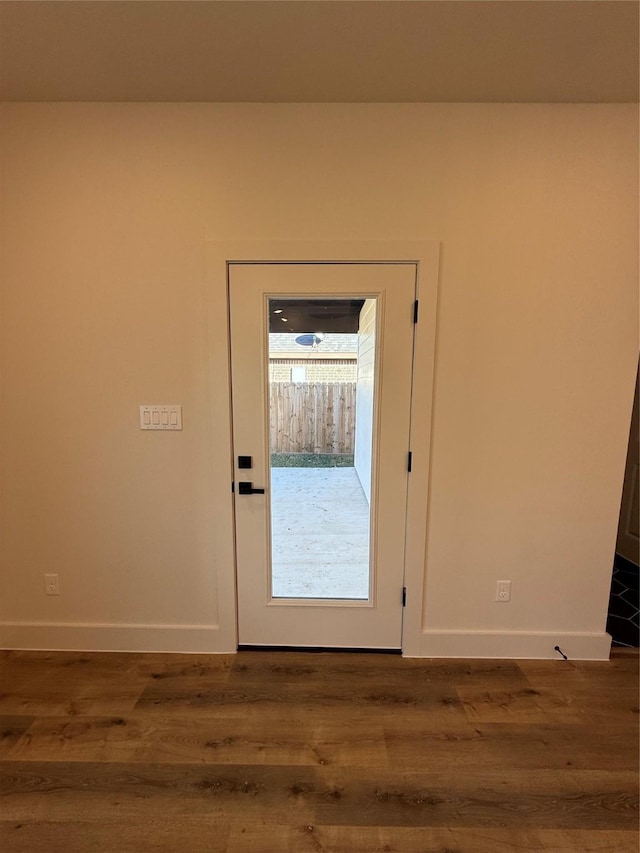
(269, 299, 365, 334)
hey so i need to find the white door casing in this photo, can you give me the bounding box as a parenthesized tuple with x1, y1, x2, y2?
(204, 239, 439, 655)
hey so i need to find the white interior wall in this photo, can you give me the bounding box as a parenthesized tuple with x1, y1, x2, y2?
(354, 298, 376, 503)
(0, 103, 637, 656)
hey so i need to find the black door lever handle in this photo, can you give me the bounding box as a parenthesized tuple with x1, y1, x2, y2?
(238, 481, 265, 495)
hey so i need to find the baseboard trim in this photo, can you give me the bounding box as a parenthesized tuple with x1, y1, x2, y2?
(0, 623, 613, 660)
(410, 630, 612, 661)
(0, 621, 236, 654)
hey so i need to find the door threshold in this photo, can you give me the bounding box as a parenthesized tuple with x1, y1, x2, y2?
(237, 645, 401, 654)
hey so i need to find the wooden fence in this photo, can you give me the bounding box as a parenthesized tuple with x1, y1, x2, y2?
(270, 382, 356, 454)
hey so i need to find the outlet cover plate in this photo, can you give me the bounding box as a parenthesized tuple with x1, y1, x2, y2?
(45, 573, 60, 595)
(496, 580, 511, 602)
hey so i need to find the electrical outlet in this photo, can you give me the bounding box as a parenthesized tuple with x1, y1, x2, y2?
(44, 573, 60, 595)
(495, 580, 511, 602)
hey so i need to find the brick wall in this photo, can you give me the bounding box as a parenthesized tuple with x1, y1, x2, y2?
(269, 358, 357, 382)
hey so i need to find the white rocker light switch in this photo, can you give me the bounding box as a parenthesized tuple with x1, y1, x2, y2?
(139, 405, 183, 430)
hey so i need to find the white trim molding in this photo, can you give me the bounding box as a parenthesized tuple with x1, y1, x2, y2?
(411, 629, 613, 661)
(207, 239, 441, 658)
(0, 622, 233, 654)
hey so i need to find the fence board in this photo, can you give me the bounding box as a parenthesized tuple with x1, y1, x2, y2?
(270, 382, 356, 454)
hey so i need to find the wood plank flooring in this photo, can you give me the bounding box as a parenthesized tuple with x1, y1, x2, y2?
(0, 649, 637, 852)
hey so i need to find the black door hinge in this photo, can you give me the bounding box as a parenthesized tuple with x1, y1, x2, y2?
(407, 451, 412, 473)
(413, 300, 419, 323)
(231, 481, 235, 493)
(402, 587, 407, 607)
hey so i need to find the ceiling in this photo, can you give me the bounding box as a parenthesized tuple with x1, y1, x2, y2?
(269, 299, 364, 333)
(0, 1, 637, 103)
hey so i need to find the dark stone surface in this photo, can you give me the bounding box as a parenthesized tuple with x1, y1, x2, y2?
(607, 555, 639, 647)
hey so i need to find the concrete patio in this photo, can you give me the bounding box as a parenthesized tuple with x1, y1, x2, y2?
(270, 467, 370, 599)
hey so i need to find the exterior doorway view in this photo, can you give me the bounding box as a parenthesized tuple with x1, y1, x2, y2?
(230, 262, 416, 649)
(269, 301, 375, 600)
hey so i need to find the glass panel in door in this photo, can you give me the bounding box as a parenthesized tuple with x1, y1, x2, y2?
(267, 298, 377, 600)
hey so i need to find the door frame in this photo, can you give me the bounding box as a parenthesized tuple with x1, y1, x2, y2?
(206, 240, 441, 655)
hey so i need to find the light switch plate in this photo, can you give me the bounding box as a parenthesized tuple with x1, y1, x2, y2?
(139, 405, 183, 430)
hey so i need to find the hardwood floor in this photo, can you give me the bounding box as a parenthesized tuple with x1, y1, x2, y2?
(0, 649, 637, 852)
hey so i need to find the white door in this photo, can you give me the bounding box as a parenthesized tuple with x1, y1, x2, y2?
(229, 262, 416, 649)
